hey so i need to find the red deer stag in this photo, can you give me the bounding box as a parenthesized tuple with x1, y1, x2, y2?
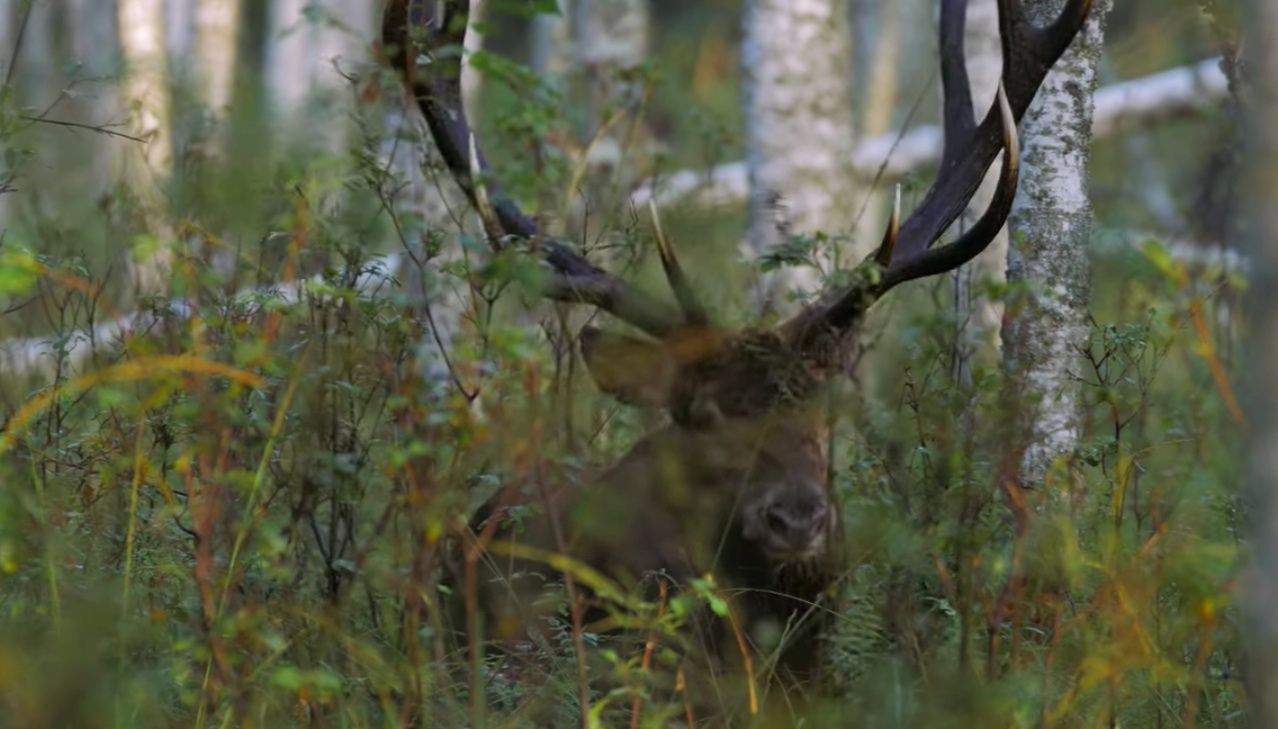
(383, 0, 1091, 693)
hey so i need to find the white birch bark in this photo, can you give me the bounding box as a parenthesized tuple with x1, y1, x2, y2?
(120, 0, 173, 167)
(193, 0, 241, 114)
(954, 0, 1007, 364)
(461, 0, 486, 122)
(1244, 0, 1278, 720)
(1001, 0, 1113, 486)
(266, 0, 373, 140)
(858, 0, 901, 141)
(847, 0, 901, 285)
(118, 0, 175, 294)
(385, 2, 492, 383)
(639, 58, 1229, 210)
(532, 0, 649, 178)
(576, 0, 649, 104)
(533, 0, 649, 89)
(66, 0, 121, 202)
(742, 0, 860, 314)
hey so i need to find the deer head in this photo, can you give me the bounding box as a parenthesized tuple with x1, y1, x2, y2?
(383, 0, 1092, 677)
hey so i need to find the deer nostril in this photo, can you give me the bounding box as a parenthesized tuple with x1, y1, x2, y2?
(810, 497, 829, 525)
(765, 504, 791, 535)
(763, 492, 829, 545)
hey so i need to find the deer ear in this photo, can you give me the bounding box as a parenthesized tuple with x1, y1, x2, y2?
(579, 326, 676, 407)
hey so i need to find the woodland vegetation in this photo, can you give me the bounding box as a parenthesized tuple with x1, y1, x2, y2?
(0, 0, 1263, 727)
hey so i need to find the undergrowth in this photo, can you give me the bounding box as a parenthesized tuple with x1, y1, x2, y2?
(0, 24, 1248, 729)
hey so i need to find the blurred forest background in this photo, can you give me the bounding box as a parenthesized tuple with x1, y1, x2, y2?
(0, 0, 1258, 727)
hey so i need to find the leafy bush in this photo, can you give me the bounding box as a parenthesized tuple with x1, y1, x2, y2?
(0, 24, 1246, 729)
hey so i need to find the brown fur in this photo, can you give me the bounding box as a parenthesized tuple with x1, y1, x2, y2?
(462, 401, 843, 688)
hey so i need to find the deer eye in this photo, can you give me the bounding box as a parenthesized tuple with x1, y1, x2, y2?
(681, 391, 725, 430)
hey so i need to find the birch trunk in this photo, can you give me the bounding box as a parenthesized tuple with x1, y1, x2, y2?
(641, 59, 1229, 212)
(857, 0, 900, 142)
(531, 0, 649, 189)
(118, 0, 175, 294)
(67, 0, 120, 202)
(461, 0, 486, 122)
(266, 0, 373, 144)
(742, 0, 860, 314)
(1243, 0, 1278, 720)
(953, 0, 1006, 370)
(386, 2, 492, 384)
(194, 0, 241, 114)
(576, 0, 648, 129)
(848, 0, 900, 288)
(1001, 0, 1113, 486)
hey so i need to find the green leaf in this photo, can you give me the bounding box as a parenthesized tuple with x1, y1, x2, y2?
(270, 666, 305, 691)
(1139, 238, 1182, 281)
(0, 248, 37, 295)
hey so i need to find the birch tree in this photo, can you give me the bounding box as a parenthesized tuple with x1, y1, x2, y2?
(954, 0, 1006, 365)
(118, 0, 174, 294)
(530, 0, 649, 191)
(193, 0, 241, 115)
(67, 0, 120, 193)
(120, 0, 172, 170)
(846, 0, 901, 293)
(1001, 0, 1113, 485)
(855, 0, 901, 142)
(267, 0, 373, 141)
(1244, 0, 1278, 720)
(742, 0, 860, 314)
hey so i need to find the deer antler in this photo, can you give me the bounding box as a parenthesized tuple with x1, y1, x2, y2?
(384, 0, 1092, 362)
(381, 0, 686, 338)
(784, 0, 1092, 346)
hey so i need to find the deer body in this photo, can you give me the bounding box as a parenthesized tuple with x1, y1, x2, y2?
(384, 0, 1092, 697)
(469, 334, 840, 678)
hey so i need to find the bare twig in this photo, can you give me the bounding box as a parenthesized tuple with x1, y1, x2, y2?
(19, 114, 148, 144)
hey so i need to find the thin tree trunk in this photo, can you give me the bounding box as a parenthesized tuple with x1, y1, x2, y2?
(388, 1, 489, 385)
(576, 0, 648, 129)
(1243, 0, 1278, 721)
(118, 0, 174, 294)
(742, 0, 859, 315)
(120, 0, 172, 164)
(848, 0, 901, 295)
(194, 0, 241, 114)
(531, 0, 649, 189)
(954, 0, 1006, 371)
(266, 0, 373, 143)
(529, 0, 650, 103)
(858, 0, 900, 142)
(1001, 0, 1113, 486)
(67, 0, 121, 202)
(643, 59, 1229, 211)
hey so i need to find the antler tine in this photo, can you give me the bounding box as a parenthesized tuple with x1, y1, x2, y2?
(818, 83, 1017, 331)
(785, 0, 1091, 344)
(892, 0, 1090, 269)
(382, 0, 684, 338)
(882, 82, 1018, 289)
(872, 185, 901, 268)
(648, 201, 709, 326)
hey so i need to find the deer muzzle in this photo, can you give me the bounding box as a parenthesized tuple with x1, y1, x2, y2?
(745, 488, 831, 562)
